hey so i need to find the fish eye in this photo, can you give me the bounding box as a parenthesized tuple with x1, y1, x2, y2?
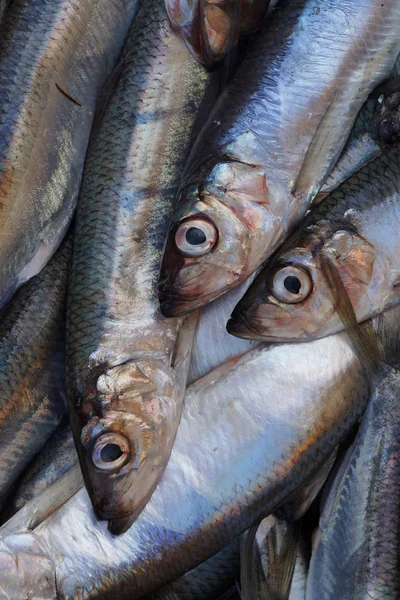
(92, 432, 130, 472)
(174, 218, 217, 257)
(271, 265, 312, 303)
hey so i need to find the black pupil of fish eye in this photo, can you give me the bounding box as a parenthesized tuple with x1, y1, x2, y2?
(284, 275, 301, 295)
(185, 226, 206, 245)
(100, 443, 123, 463)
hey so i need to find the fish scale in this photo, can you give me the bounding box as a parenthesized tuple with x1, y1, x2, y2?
(159, 0, 400, 317)
(67, 0, 219, 535)
(307, 313, 400, 599)
(0, 332, 371, 598)
(0, 0, 139, 310)
(230, 141, 400, 342)
(0, 236, 71, 508)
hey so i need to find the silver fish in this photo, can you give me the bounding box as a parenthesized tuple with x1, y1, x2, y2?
(0, 0, 139, 309)
(0, 236, 70, 507)
(229, 140, 400, 342)
(159, 0, 400, 317)
(307, 307, 400, 600)
(0, 330, 370, 598)
(67, 0, 219, 535)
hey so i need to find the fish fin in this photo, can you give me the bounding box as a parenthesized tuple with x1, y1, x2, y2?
(240, 524, 265, 600)
(241, 521, 300, 600)
(264, 522, 300, 600)
(319, 250, 382, 379)
(0, 463, 83, 535)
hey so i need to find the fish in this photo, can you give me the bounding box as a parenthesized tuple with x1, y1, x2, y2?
(317, 57, 400, 200)
(158, 0, 400, 317)
(67, 0, 220, 535)
(165, 0, 272, 68)
(3, 418, 77, 520)
(306, 301, 400, 598)
(6, 414, 241, 600)
(228, 136, 400, 342)
(0, 327, 371, 598)
(0, 0, 139, 310)
(0, 235, 70, 508)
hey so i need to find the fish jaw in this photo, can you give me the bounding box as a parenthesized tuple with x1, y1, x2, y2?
(159, 161, 291, 316)
(73, 359, 179, 535)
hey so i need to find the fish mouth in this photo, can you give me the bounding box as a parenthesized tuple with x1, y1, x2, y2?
(226, 313, 261, 340)
(107, 514, 135, 536)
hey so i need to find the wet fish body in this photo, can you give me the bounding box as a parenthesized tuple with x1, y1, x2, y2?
(67, 0, 219, 535)
(0, 0, 139, 308)
(307, 313, 400, 599)
(0, 237, 70, 507)
(0, 327, 370, 598)
(229, 140, 400, 342)
(159, 0, 400, 316)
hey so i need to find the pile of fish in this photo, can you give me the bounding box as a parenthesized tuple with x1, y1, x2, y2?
(0, 0, 400, 597)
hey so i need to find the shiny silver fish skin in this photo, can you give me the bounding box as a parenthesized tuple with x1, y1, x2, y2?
(158, 0, 400, 317)
(4, 418, 76, 520)
(307, 352, 400, 595)
(67, 0, 219, 535)
(148, 540, 240, 600)
(229, 141, 400, 342)
(188, 278, 258, 383)
(0, 331, 370, 598)
(317, 57, 400, 199)
(0, 0, 139, 310)
(0, 236, 70, 508)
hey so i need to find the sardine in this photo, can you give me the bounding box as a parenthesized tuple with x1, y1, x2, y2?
(6, 414, 240, 600)
(228, 139, 400, 342)
(0, 330, 370, 597)
(159, 0, 400, 317)
(0, 236, 70, 507)
(0, 0, 139, 309)
(67, 0, 219, 535)
(306, 308, 400, 599)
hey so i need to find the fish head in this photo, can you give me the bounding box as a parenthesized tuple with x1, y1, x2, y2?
(227, 224, 380, 341)
(159, 161, 287, 316)
(76, 360, 174, 535)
